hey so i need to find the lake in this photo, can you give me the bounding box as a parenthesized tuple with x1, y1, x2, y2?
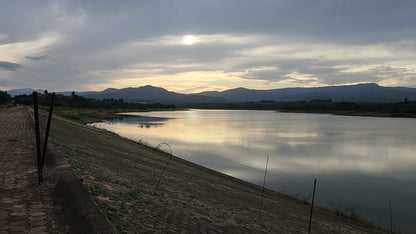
(90, 109, 416, 232)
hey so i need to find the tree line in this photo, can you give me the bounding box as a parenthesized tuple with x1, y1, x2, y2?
(183, 99, 416, 117)
(2, 90, 415, 117)
(0, 90, 175, 110)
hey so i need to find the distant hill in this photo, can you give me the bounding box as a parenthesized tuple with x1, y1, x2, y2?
(6, 88, 44, 96)
(4, 88, 119, 97)
(197, 83, 416, 103)
(80, 85, 229, 104)
(7, 83, 416, 104)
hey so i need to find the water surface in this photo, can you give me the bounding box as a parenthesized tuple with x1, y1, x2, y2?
(91, 110, 416, 232)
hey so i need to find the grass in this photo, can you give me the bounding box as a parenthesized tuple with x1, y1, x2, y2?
(90, 185, 109, 197)
(43, 106, 123, 124)
(335, 206, 361, 221)
(127, 190, 141, 199)
(40, 106, 177, 124)
(0, 101, 13, 108)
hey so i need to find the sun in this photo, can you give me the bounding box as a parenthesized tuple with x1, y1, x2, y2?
(183, 35, 196, 45)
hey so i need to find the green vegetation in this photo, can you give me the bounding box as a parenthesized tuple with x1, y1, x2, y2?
(335, 206, 361, 222)
(51, 107, 127, 124)
(8, 88, 416, 120)
(0, 91, 12, 106)
(90, 184, 109, 197)
(184, 99, 416, 118)
(13, 91, 175, 109)
(12, 91, 176, 124)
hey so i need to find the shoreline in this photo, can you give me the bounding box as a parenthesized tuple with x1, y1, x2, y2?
(49, 106, 416, 126)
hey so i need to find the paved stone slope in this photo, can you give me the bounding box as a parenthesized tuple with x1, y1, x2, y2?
(0, 106, 59, 233)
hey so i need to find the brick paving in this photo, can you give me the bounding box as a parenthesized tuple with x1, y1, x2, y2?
(0, 106, 60, 233)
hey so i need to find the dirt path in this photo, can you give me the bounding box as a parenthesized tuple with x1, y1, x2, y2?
(41, 107, 387, 233)
(0, 106, 61, 233)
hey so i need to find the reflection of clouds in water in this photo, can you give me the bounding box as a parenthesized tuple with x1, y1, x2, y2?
(95, 111, 416, 176)
(276, 132, 319, 138)
(91, 111, 416, 177)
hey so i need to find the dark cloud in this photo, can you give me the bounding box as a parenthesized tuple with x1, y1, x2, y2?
(1, 0, 416, 91)
(2, 1, 415, 45)
(25, 55, 47, 61)
(0, 61, 23, 71)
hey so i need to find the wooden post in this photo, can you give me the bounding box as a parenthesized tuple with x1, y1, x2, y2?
(389, 197, 393, 233)
(33, 92, 43, 184)
(308, 178, 317, 234)
(41, 92, 55, 168)
(259, 154, 269, 221)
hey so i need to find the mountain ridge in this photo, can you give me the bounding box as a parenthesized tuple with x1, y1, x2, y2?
(196, 83, 416, 103)
(6, 83, 416, 103)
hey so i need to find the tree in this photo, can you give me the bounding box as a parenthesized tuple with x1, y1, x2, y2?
(0, 91, 12, 105)
(13, 94, 32, 106)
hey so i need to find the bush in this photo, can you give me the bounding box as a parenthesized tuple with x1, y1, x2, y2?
(0, 91, 12, 105)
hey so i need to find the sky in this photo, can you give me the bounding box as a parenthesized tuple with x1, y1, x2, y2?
(1, 0, 416, 93)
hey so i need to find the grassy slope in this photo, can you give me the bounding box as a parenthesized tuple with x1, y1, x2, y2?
(40, 110, 387, 233)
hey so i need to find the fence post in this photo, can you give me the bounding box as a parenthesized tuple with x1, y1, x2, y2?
(41, 92, 55, 168)
(308, 178, 317, 234)
(259, 154, 269, 221)
(389, 197, 393, 233)
(33, 92, 43, 184)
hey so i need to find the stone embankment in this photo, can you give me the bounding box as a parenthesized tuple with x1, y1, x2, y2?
(0, 106, 115, 233)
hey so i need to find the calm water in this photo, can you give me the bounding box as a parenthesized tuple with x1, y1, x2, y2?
(90, 110, 416, 232)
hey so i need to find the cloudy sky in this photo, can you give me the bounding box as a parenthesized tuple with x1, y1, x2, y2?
(1, 0, 416, 93)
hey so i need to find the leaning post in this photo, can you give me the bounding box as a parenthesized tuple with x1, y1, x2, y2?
(308, 178, 317, 234)
(259, 154, 269, 221)
(33, 92, 43, 184)
(389, 197, 393, 234)
(41, 92, 55, 168)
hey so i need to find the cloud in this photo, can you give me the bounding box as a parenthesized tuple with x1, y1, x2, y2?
(25, 55, 47, 61)
(1, 0, 416, 92)
(226, 66, 282, 81)
(0, 61, 23, 71)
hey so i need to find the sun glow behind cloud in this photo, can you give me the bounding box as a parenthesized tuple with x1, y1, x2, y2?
(67, 32, 416, 93)
(183, 35, 196, 45)
(1, 1, 416, 91)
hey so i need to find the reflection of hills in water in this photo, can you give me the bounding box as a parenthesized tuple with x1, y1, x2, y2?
(106, 115, 172, 128)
